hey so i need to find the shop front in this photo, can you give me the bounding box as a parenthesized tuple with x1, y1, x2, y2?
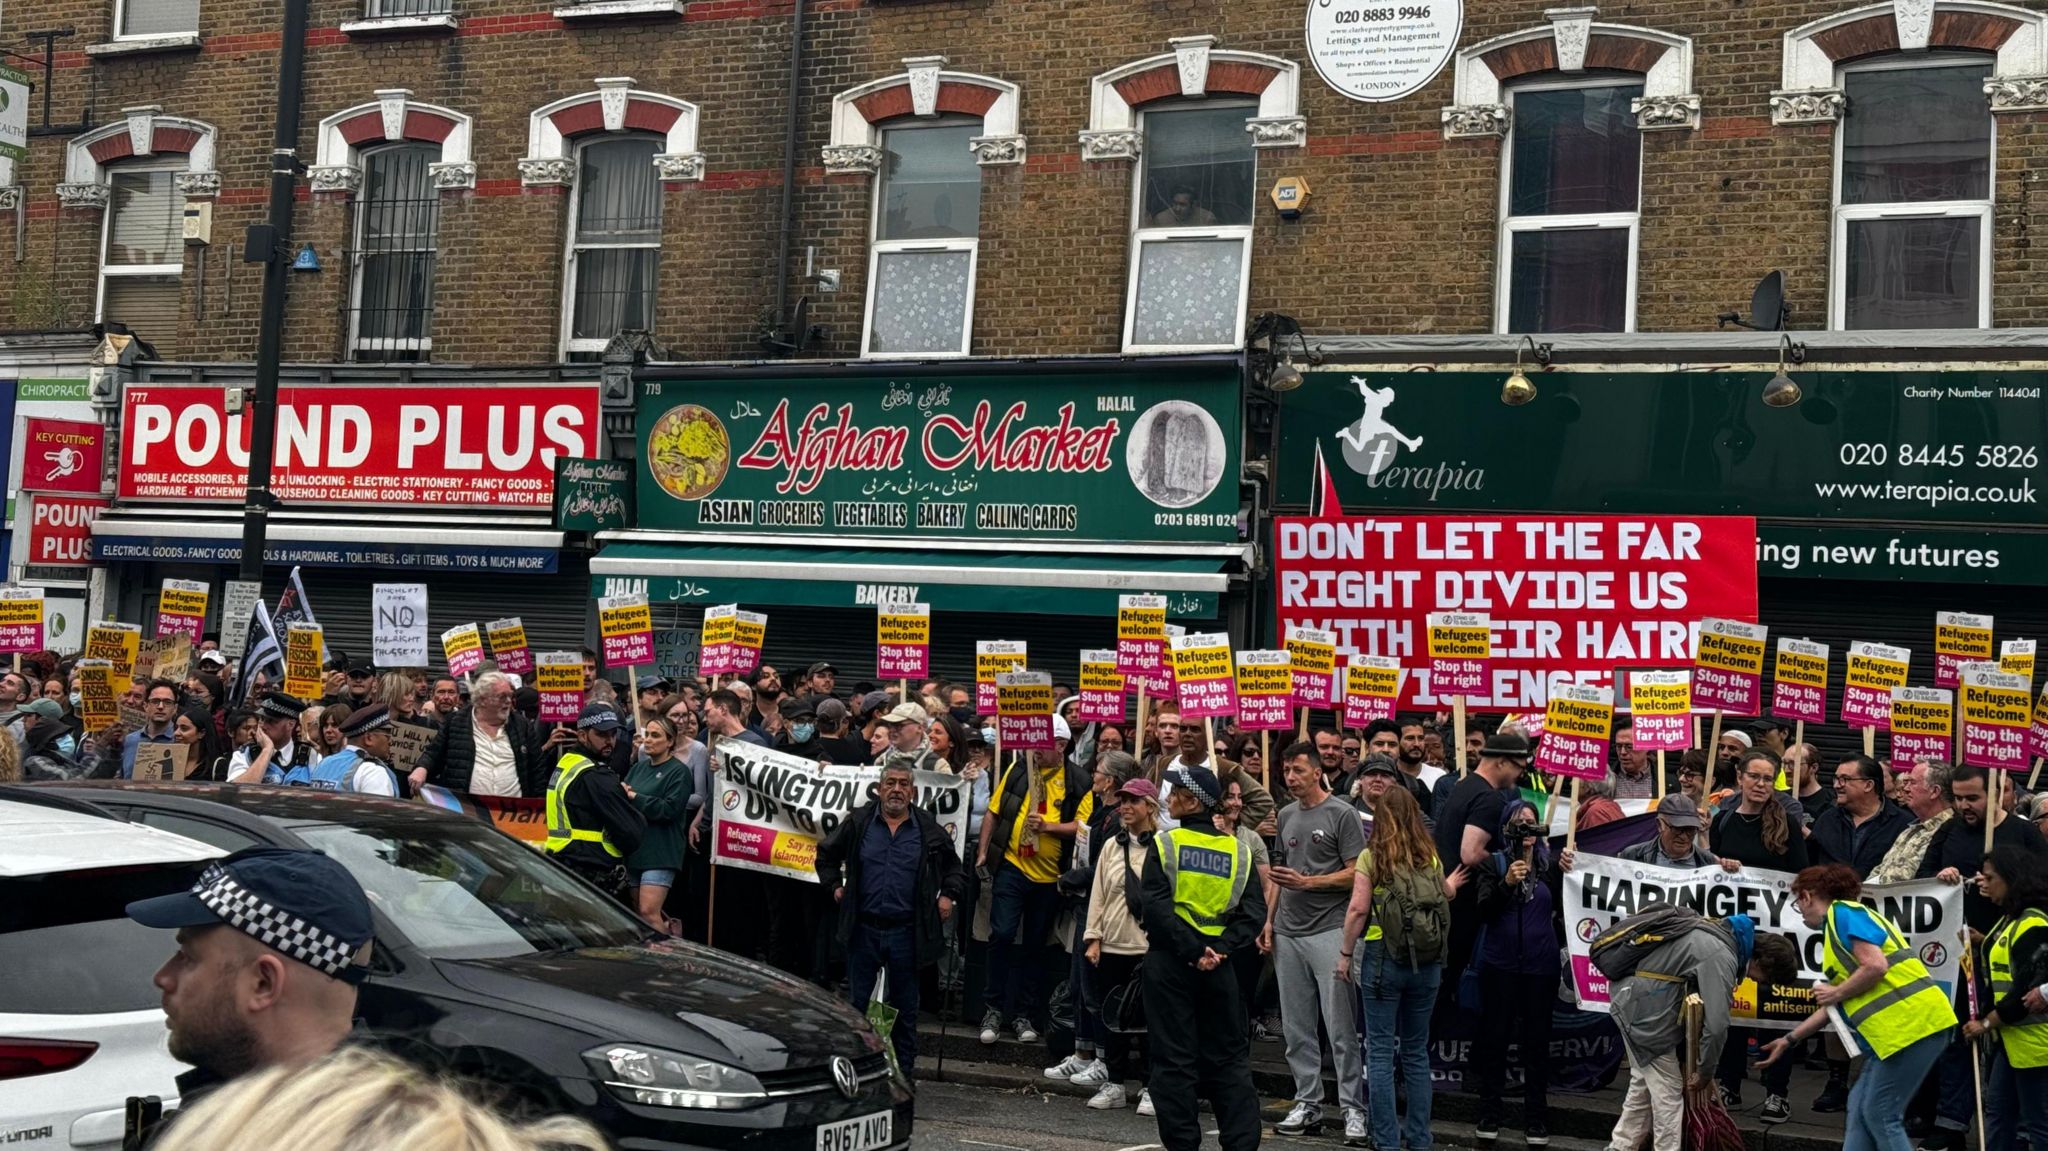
(1269, 334, 2048, 761)
(90, 368, 604, 664)
(2, 333, 104, 652)
(594, 356, 1250, 686)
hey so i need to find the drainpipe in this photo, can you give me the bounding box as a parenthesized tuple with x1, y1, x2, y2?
(770, 0, 806, 350)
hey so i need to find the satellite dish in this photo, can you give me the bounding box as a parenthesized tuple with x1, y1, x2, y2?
(1716, 271, 1788, 331)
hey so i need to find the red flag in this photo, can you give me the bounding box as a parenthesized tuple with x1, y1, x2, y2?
(1310, 441, 1344, 517)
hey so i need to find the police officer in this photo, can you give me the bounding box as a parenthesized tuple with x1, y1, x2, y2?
(1137, 763, 1266, 1151)
(298, 705, 400, 795)
(544, 702, 647, 897)
(229, 693, 314, 785)
(122, 847, 374, 1147)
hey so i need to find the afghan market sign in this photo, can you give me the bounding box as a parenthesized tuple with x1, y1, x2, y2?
(634, 364, 1242, 542)
(118, 382, 601, 508)
(1274, 514, 1758, 709)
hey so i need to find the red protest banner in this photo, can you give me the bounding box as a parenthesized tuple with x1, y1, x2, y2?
(1274, 515, 1757, 710)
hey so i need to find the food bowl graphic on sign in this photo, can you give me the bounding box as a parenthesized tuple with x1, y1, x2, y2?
(1126, 400, 1224, 508)
(646, 404, 731, 500)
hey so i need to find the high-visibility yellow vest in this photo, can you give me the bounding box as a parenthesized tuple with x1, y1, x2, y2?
(1987, 909, 2048, 1069)
(1823, 900, 1955, 1059)
(1155, 825, 1250, 937)
(544, 752, 623, 858)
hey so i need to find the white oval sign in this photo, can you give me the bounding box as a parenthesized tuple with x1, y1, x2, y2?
(1305, 0, 1463, 104)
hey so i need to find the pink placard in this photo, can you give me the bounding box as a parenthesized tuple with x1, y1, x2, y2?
(1117, 638, 1165, 677)
(539, 689, 582, 723)
(700, 644, 736, 678)
(1692, 667, 1760, 715)
(1964, 722, 2028, 771)
(1078, 691, 1125, 724)
(0, 619, 43, 653)
(154, 611, 203, 642)
(1536, 730, 1611, 781)
(1842, 685, 1894, 731)
(1430, 658, 1490, 697)
(602, 631, 654, 669)
(494, 646, 534, 675)
(1343, 693, 1394, 729)
(448, 646, 485, 678)
(1632, 713, 1689, 752)
(1238, 693, 1292, 730)
(879, 643, 928, 680)
(1890, 730, 1950, 773)
(1177, 676, 1237, 719)
(1771, 680, 1827, 725)
(999, 713, 1054, 751)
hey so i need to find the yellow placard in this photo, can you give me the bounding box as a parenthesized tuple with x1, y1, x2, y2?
(1426, 619, 1491, 660)
(442, 625, 483, 659)
(85, 622, 141, 677)
(878, 609, 930, 646)
(1545, 691, 1615, 741)
(976, 642, 1027, 683)
(1936, 613, 1995, 660)
(77, 660, 120, 731)
(1284, 632, 1336, 676)
(996, 676, 1054, 717)
(1079, 657, 1123, 693)
(601, 599, 654, 638)
(1696, 628, 1767, 676)
(1890, 691, 1952, 737)
(1346, 660, 1401, 699)
(733, 612, 767, 651)
(1847, 648, 1912, 690)
(1235, 652, 1292, 696)
(1116, 596, 1166, 642)
(284, 623, 325, 698)
(1775, 644, 1829, 689)
(1171, 634, 1233, 682)
(2000, 641, 2035, 683)
(534, 655, 585, 693)
(1962, 678, 2031, 729)
(0, 592, 42, 627)
(158, 581, 209, 619)
(486, 619, 529, 654)
(1630, 675, 1691, 716)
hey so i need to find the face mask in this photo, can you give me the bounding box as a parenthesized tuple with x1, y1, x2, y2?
(69, 691, 81, 708)
(951, 706, 977, 725)
(57, 733, 76, 756)
(791, 723, 817, 743)
(982, 727, 998, 746)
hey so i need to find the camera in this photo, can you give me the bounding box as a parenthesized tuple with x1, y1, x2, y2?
(1503, 821, 1544, 845)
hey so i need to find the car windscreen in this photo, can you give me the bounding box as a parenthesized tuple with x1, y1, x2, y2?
(293, 819, 649, 960)
(0, 861, 211, 1014)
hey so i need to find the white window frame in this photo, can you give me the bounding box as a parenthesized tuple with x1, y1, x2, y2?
(1494, 76, 1643, 335)
(96, 159, 184, 324)
(1829, 54, 1994, 331)
(348, 143, 439, 361)
(862, 119, 980, 360)
(114, 0, 199, 40)
(1121, 101, 1257, 355)
(559, 135, 662, 359)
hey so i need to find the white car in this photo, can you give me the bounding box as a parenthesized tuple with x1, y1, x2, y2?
(0, 791, 222, 1150)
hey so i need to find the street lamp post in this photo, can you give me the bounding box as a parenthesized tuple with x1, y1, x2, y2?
(237, 0, 310, 584)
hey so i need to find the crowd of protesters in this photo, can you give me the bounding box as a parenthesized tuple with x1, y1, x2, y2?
(15, 637, 2048, 1151)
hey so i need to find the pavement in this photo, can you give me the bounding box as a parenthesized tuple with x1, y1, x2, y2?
(909, 1016, 1858, 1151)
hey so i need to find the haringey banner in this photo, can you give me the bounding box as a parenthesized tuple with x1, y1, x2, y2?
(119, 383, 601, 507)
(1275, 515, 1759, 709)
(1563, 853, 1963, 1031)
(710, 741, 968, 882)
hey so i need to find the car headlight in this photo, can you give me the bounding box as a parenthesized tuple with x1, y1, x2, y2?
(584, 1043, 767, 1110)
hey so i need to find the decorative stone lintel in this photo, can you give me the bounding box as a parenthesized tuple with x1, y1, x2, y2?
(56, 182, 110, 209)
(308, 165, 363, 194)
(0, 186, 20, 210)
(1546, 7, 1598, 72)
(1169, 35, 1219, 97)
(1246, 116, 1307, 148)
(596, 77, 635, 133)
(1441, 103, 1510, 139)
(1987, 76, 2048, 113)
(123, 105, 162, 157)
(429, 161, 477, 190)
(376, 88, 414, 141)
(174, 171, 221, 197)
(1632, 93, 1701, 131)
(550, 0, 681, 18)
(518, 156, 578, 187)
(652, 152, 705, 181)
(821, 143, 883, 175)
(1771, 88, 1845, 125)
(1078, 129, 1141, 161)
(967, 134, 1026, 166)
(904, 56, 949, 118)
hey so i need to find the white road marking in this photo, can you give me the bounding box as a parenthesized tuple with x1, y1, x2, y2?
(960, 1140, 1030, 1151)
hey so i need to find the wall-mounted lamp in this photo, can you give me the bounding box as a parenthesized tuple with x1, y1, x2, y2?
(1763, 334, 1806, 408)
(1248, 312, 1318, 393)
(1501, 335, 1552, 407)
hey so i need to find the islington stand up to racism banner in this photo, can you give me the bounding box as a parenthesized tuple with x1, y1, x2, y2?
(1563, 853, 1964, 1030)
(1274, 515, 1759, 708)
(710, 741, 968, 882)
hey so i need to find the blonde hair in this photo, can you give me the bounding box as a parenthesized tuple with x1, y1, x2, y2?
(0, 728, 18, 783)
(153, 1048, 609, 1151)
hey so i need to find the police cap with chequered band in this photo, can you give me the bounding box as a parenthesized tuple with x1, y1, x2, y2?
(127, 847, 375, 983)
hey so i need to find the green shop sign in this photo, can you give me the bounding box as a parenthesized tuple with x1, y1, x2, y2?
(634, 362, 1242, 542)
(1277, 369, 2045, 527)
(553, 456, 632, 531)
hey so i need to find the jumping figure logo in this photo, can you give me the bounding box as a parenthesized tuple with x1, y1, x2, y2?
(1336, 376, 1423, 478)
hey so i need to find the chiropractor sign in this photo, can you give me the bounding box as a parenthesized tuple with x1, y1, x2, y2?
(119, 383, 601, 507)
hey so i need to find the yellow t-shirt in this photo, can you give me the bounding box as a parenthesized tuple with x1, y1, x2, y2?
(989, 762, 1096, 884)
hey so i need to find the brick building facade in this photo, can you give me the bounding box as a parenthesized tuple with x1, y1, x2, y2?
(2, 0, 2044, 361)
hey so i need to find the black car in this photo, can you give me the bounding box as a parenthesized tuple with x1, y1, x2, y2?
(35, 782, 911, 1151)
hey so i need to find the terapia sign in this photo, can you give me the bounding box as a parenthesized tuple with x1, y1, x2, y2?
(1274, 514, 1759, 709)
(633, 362, 1242, 542)
(119, 383, 601, 507)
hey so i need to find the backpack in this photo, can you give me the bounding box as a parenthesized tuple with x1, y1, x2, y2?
(1374, 861, 1450, 970)
(1589, 903, 1705, 981)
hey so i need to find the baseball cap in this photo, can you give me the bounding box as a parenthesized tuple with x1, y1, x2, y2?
(1657, 794, 1705, 829)
(577, 702, 623, 734)
(346, 658, 377, 677)
(815, 697, 849, 724)
(18, 698, 62, 723)
(857, 690, 895, 718)
(1360, 753, 1400, 777)
(779, 696, 816, 721)
(639, 675, 672, 695)
(1114, 777, 1159, 802)
(880, 701, 929, 727)
(127, 847, 374, 983)
(197, 650, 229, 670)
(805, 661, 839, 678)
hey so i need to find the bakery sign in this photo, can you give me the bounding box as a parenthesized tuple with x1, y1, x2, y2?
(633, 363, 1243, 542)
(119, 382, 601, 507)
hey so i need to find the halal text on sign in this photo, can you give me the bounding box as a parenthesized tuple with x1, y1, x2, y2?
(634, 366, 1242, 542)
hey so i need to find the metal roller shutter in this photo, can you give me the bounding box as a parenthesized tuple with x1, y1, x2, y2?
(722, 605, 1121, 696)
(267, 556, 594, 677)
(1756, 577, 2048, 769)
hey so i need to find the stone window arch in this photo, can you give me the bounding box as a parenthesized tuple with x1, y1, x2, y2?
(519, 78, 705, 187)
(1772, 0, 2048, 121)
(823, 57, 1025, 174)
(1440, 8, 1700, 138)
(58, 105, 218, 208)
(1078, 36, 1306, 159)
(309, 90, 476, 194)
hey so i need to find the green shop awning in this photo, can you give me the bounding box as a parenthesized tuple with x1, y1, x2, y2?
(589, 542, 1232, 618)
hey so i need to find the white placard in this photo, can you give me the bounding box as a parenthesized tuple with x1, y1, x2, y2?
(1305, 0, 1463, 104)
(218, 581, 263, 657)
(372, 583, 429, 667)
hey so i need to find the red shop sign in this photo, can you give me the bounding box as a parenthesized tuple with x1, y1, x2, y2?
(118, 383, 602, 507)
(28, 494, 110, 566)
(21, 418, 106, 494)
